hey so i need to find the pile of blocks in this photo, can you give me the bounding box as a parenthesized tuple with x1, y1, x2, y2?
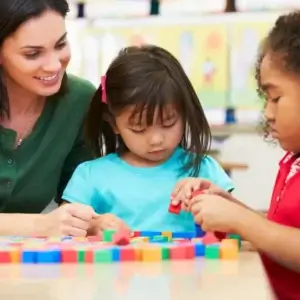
(0, 230, 241, 264)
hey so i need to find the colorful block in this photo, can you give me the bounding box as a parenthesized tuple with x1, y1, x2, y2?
(168, 202, 181, 214)
(113, 230, 130, 246)
(120, 247, 136, 261)
(103, 230, 116, 242)
(161, 231, 172, 241)
(94, 249, 112, 263)
(141, 246, 162, 261)
(205, 244, 220, 259)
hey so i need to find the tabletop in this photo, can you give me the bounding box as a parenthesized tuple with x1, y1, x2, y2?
(0, 252, 273, 300)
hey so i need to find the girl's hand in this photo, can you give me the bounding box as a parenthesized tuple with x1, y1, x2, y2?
(190, 193, 245, 233)
(171, 178, 220, 211)
(43, 203, 97, 237)
(90, 213, 131, 236)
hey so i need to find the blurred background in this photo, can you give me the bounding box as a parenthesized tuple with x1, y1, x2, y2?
(64, 0, 300, 212)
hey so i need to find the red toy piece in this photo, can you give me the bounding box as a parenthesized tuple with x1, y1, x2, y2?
(113, 230, 131, 246)
(202, 232, 219, 245)
(168, 202, 181, 214)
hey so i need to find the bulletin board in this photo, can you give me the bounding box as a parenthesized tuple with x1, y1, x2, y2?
(228, 21, 273, 110)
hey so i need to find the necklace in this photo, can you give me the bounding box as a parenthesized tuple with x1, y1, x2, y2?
(15, 118, 34, 148)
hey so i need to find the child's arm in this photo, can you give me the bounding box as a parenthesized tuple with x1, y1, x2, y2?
(191, 194, 300, 273)
(237, 209, 300, 273)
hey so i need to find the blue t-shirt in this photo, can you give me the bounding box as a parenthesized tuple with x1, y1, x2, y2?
(62, 147, 234, 232)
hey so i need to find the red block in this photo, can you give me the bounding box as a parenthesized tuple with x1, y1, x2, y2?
(87, 236, 101, 242)
(202, 232, 219, 245)
(0, 250, 11, 263)
(170, 245, 186, 260)
(120, 248, 136, 261)
(168, 202, 181, 214)
(132, 231, 141, 237)
(85, 248, 94, 263)
(113, 230, 130, 246)
(61, 248, 77, 263)
(215, 231, 226, 240)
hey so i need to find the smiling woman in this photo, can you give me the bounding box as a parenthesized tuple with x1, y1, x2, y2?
(0, 0, 97, 236)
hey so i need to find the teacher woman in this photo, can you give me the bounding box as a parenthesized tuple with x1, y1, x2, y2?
(0, 0, 98, 236)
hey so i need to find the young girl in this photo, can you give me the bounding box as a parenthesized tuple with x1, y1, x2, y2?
(173, 11, 300, 300)
(62, 45, 234, 233)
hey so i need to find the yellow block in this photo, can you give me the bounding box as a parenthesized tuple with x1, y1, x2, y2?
(131, 237, 149, 243)
(161, 232, 172, 240)
(141, 246, 162, 261)
(220, 240, 239, 260)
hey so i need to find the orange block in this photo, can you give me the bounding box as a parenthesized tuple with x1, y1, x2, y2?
(220, 239, 239, 260)
(10, 248, 20, 263)
(141, 246, 162, 261)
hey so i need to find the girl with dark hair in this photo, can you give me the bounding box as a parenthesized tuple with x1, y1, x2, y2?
(62, 45, 233, 233)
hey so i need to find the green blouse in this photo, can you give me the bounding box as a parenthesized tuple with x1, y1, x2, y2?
(0, 75, 96, 213)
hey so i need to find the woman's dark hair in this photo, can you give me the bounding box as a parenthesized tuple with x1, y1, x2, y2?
(0, 0, 70, 119)
(86, 45, 211, 176)
(255, 11, 300, 138)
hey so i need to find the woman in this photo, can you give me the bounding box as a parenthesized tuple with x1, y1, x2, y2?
(0, 0, 97, 236)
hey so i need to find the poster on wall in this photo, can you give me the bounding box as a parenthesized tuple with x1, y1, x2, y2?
(82, 19, 228, 110)
(229, 21, 273, 112)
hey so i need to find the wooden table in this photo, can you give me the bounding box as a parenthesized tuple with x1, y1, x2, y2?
(0, 252, 273, 300)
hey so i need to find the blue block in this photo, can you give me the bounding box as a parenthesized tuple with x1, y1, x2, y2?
(111, 248, 120, 261)
(140, 231, 161, 237)
(195, 243, 205, 256)
(195, 224, 205, 237)
(22, 250, 36, 263)
(37, 249, 61, 264)
(172, 232, 195, 239)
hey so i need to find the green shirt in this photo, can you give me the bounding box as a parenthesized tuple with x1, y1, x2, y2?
(0, 75, 96, 213)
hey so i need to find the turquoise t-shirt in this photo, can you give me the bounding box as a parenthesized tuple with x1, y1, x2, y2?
(62, 147, 234, 232)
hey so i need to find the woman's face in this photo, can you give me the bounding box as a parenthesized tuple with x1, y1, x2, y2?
(0, 10, 71, 97)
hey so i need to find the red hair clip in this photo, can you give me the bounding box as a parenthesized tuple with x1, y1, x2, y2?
(101, 75, 107, 104)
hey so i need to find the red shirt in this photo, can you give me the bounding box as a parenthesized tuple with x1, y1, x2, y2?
(260, 152, 300, 300)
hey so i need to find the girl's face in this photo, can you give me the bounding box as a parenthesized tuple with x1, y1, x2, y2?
(113, 104, 184, 166)
(0, 10, 71, 98)
(260, 53, 300, 152)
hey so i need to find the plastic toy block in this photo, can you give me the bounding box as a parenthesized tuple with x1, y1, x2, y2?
(111, 247, 121, 262)
(87, 236, 101, 242)
(151, 236, 169, 243)
(202, 232, 219, 245)
(133, 246, 143, 260)
(172, 232, 195, 239)
(227, 234, 242, 249)
(103, 230, 116, 242)
(161, 245, 170, 260)
(205, 244, 220, 259)
(36, 249, 61, 263)
(132, 231, 141, 237)
(220, 240, 239, 260)
(141, 246, 162, 261)
(131, 237, 149, 243)
(184, 244, 195, 259)
(194, 243, 205, 256)
(140, 231, 161, 237)
(168, 202, 181, 214)
(0, 249, 11, 263)
(120, 247, 136, 261)
(94, 248, 112, 263)
(113, 230, 130, 246)
(214, 232, 226, 240)
(10, 248, 20, 263)
(21, 249, 36, 263)
(84, 248, 94, 263)
(161, 231, 172, 241)
(61, 248, 77, 263)
(77, 248, 85, 263)
(170, 245, 187, 260)
(195, 224, 205, 237)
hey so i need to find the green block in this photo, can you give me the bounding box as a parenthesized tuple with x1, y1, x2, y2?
(152, 236, 169, 243)
(77, 249, 85, 263)
(227, 234, 242, 249)
(94, 249, 112, 263)
(161, 246, 170, 260)
(103, 229, 116, 242)
(205, 244, 220, 259)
